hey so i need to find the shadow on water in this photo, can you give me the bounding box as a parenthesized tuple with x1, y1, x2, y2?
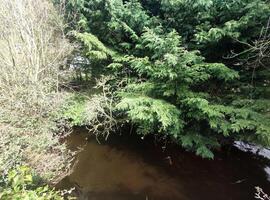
(57, 128, 270, 200)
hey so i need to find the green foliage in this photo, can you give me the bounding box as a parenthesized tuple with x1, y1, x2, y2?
(72, 31, 115, 80)
(116, 94, 183, 137)
(74, 32, 113, 61)
(59, 94, 90, 126)
(64, 0, 270, 158)
(0, 166, 71, 200)
(64, 0, 157, 52)
(112, 28, 243, 158)
(151, 0, 270, 57)
(58, 91, 114, 134)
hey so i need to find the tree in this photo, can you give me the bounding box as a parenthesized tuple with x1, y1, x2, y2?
(62, 0, 270, 158)
(142, 0, 270, 59)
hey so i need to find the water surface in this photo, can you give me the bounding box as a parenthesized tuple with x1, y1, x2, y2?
(58, 129, 270, 200)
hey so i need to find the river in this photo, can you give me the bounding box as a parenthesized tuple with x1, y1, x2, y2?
(57, 128, 270, 200)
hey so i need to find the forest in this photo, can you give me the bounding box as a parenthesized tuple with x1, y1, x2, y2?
(0, 0, 269, 199)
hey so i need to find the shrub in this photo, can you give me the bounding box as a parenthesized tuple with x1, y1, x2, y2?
(0, 166, 74, 200)
(0, 0, 73, 181)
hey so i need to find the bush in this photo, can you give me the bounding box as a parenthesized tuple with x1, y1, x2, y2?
(0, 166, 74, 200)
(0, 0, 73, 181)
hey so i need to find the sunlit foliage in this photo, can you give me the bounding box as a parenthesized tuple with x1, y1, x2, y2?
(61, 0, 270, 158)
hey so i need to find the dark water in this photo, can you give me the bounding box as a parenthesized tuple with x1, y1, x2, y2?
(57, 129, 270, 200)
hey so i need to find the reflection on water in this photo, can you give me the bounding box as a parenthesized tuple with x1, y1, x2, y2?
(234, 141, 270, 159)
(57, 129, 270, 200)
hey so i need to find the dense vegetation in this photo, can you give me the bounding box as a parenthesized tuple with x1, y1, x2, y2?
(0, 0, 270, 198)
(0, 167, 72, 200)
(59, 0, 270, 158)
(0, 0, 76, 180)
(0, 0, 75, 197)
